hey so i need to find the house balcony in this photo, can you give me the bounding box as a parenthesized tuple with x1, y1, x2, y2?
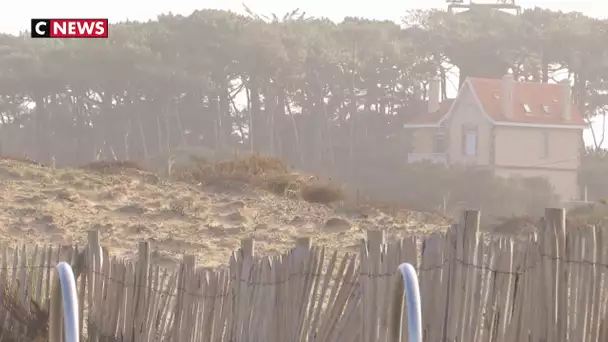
(407, 152, 448, 165)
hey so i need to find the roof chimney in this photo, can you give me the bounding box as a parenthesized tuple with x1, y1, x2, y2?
(501, 74, 514, 119)
(560, 79, 572, 121)
(428, 77, 440, 113)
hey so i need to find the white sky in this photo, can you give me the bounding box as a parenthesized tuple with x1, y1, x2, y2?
(1, 0, 606, 147)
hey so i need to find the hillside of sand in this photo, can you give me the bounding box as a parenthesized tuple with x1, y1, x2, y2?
(0, 158, 450, 268)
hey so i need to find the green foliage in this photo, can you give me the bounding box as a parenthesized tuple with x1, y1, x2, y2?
(567, 201, 608, 227)
(580, 147, 608, 201)
(347, 161, 559, 221)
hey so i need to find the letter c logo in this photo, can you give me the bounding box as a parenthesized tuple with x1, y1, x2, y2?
(35, 21, 47, 35)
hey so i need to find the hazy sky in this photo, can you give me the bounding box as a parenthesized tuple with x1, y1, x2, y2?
(1, 0, 606, 33)
(1, 0, 606, 146)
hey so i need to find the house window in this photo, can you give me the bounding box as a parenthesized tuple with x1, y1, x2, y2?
(462, 126, 477, 156)
(523, 104, 532, 114)
(433, 133, 447, 153)
(541, 131, 549, 158)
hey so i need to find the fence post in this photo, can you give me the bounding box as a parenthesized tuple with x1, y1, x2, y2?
(293, 237, 313, 341)
(172, 254, 195, 341)
(366, 230, 385, 251)
(86, 231, 102, 342)
(589, 226, 602, 341)
(363, 230, 385, 342)
(545, 208, 567, 342)
(229, 238, 256, 341)
(445, 209, 479, 342)
(241, 238, 255, 258)
(131, 241, 150, 341)
(86, 230, 102, 271)
(294, 237, 311, 262)
(460, 210, 481, 342)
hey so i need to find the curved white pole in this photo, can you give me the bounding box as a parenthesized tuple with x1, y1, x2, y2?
(398, 263, 422, 342)
(390, 263, 422, 342)
(55, 262, 80, 342)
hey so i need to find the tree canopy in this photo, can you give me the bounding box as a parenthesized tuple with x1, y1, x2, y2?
(0, 7, 606, 169)
(0, 6, 607, 213)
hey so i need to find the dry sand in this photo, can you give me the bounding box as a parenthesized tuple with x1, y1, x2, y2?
(0, 159, 450, 268)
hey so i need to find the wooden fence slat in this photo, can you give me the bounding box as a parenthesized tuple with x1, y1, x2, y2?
(2, 208, 608, 342)
(460, 210, 480, 342)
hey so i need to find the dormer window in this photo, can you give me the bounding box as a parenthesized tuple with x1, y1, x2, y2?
(523, 104, 532, 114)
(542, 105, 550, 114)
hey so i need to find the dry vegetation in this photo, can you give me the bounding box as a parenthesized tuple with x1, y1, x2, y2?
(168, 154, 346, 205)
(1, 154, 604, 339)
(83, 160, 147, 173)
(490, 201, 608, 237)
(0, 154, 450, 271)
(84, 155, 349, 205)
(0, 282, 49, 341)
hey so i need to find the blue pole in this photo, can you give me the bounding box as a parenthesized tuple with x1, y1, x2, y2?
(393, 263, 422, 342)
(55, 262, 80, 342)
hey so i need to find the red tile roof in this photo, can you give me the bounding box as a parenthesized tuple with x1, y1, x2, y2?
(404, 77, 587, 127)
(468, 77, 586, 126)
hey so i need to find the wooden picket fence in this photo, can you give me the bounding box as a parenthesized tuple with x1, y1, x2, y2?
(0, 207, 607, 341)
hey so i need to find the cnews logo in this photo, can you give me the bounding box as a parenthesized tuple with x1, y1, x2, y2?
(31, 19, 109, 38)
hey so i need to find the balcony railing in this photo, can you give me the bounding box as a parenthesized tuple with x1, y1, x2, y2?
(407, 152, 448, 165)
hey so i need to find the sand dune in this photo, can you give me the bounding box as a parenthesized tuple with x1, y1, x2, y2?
(0, 158, 449, 268)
